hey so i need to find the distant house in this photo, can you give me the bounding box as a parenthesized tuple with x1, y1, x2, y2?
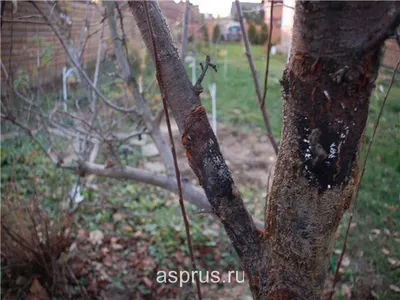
(275, 0, 294, 53)
(264, 0, 286, 45)
(273, 0, 399, 70)
(158, 1, 203, 41)
(230, 1, 264, 19)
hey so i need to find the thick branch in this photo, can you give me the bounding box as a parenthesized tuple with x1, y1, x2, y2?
(129, 2, 267, 296)
(73, 162, 210, 210)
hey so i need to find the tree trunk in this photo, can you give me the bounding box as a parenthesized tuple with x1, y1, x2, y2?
(266, 2, 399, 298)
(129, 1, 399, 299)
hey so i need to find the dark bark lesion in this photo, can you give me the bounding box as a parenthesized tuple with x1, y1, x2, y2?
(284, 53, 375, 193)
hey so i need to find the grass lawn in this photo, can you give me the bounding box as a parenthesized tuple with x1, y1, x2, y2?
(190, 42, 400, 299)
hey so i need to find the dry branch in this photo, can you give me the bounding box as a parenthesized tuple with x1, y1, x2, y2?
(235, 0, 278, 154)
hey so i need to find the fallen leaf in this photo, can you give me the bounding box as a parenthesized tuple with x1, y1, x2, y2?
(105, 160, 115, 168)
(77, 229, 88, 241)
(112, 213, 126, 222)
(89, 230, 104, 245)
(121, 225, 133, 233)
(381, 248, 390, 255)
(175, 251, 184, 263)
(111, 243, 123, 250)
(369, 229, 381, 241)
(103, 255, 113, 267)
(133, 230, 144, 238)
(341, 255, 351, 267)
(389, 284, 400, 293)
(26, 279, 50, 300)
(370, 229, 381, 235)
(388, 258, 400, 267)
(87, 278, 98, 294)
(143, 277, 153, 288)
(341, 284, 351, 299)
(100, 247, 110, 256)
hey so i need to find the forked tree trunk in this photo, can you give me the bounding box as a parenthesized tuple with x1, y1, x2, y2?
(129, 1, 399, 299)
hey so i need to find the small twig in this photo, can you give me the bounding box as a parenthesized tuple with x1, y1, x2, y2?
(330, 60, 399, 299)
(261, 0, 274, 108)
(143, 2, 202, 299)
(264, 169, 272, 232)
(194, 55, 217, 95)
(235, 0, 278, 154)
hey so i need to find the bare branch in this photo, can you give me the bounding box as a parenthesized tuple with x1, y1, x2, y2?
(30, 1, 138, 113)
(129, 3, 266, 296)
(105, 0, 174, 175)
(194, 55, 217, 95)
(235, 0, 278, 154)
(143, 2, 202, 298)
(261, 0, 274, 108)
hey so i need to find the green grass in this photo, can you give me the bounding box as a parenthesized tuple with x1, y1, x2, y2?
(191, 43, 285, 137)
(189, 42, 400, 299)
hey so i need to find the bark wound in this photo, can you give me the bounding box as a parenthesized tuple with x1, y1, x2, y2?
(289, 54, 373, 193)
(182, 105, 233, 211)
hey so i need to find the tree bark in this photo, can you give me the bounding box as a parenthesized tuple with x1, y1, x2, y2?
(128, 1, 399, 299)
(265, 2, 399, 299)
(129, 2, 267, 294)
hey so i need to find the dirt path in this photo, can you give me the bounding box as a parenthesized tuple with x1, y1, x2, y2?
(156, 119, 276, 188)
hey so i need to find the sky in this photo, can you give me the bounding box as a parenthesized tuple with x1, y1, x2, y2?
(173, 0, 262, 18)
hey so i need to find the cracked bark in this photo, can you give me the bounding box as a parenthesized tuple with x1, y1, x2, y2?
(129, 1, 399, 299)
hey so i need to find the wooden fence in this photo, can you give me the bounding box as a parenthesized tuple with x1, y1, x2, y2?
(1, 1, 141, 94)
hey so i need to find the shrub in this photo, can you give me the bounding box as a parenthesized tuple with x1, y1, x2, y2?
(248, 23, 269, 45)
(247, 23, 257, 44)
(212, 24, 221, 44)
(1, 181, 75, 298)
(258, 24, 269, 45)
(202, 24, 209, 42)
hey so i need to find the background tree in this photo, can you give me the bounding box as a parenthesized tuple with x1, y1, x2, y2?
(212, 24, 221, 44)
(247, 22, 257, 44)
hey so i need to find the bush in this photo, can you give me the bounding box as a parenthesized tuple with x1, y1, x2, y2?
(202, 24, 209, 42)
(247, 23, 269, 45)
(1, 181, 75, 298)
(212, 24, 221, 44)
(247, 23, 257, 44)
(258, 24, 269, 45)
